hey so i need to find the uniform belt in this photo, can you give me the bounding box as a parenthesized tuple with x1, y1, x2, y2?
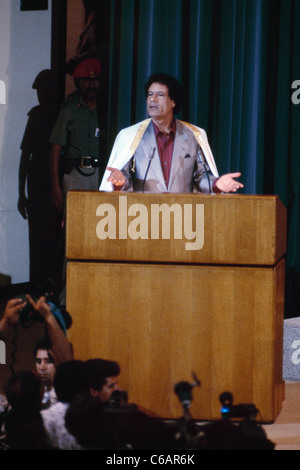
(67, 156, 101, 169)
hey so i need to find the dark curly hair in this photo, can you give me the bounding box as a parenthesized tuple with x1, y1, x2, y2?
(144, 73, 183, 114)
(86, 358, 121, 391)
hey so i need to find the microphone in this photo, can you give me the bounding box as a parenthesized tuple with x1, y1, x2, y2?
(197, 149, 212, 194)
(174, 372, 201, 408)
(142, 147, 155, 192)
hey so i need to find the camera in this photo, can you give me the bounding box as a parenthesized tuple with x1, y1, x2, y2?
(219, 391, 259, 420)
(16, 279, 71, 331)
(105, 390, 137, 413)
(199, 391, 274, 450)
(107, 390, 129, 408)
(17, 295, 44, 328)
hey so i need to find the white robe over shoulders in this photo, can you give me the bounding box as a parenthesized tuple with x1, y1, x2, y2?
(99, 118, 219, 192)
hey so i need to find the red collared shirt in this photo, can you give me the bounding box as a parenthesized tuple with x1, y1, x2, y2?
(153, 120, 176, 188)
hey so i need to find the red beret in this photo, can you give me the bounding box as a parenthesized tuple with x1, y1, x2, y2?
(72, 58, 101, 79)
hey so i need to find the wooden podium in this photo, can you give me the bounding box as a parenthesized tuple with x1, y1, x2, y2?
(66, 191, 286, 422)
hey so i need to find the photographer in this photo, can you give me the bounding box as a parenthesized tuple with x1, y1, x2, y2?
(0, 295, 73, 366)
(0, 295, 73, 446)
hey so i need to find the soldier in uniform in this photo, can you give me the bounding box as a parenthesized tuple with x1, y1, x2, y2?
(49, 57, 106, 296)
(49, 57, 105, 215)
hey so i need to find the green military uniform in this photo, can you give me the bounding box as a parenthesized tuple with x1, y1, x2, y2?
(49, 92, 102, 193)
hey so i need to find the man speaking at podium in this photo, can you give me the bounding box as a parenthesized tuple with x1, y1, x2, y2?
(99, 73, 243, 194)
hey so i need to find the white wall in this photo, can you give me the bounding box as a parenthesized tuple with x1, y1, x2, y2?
(0, 1, 52, 284)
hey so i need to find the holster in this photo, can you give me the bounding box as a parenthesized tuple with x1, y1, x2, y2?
(64, 158, 76, 175)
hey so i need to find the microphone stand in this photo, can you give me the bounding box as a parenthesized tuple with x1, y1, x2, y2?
(174, 373, 201, 449)
(197, 149, 212, 194)
(142, 147, 155, 192)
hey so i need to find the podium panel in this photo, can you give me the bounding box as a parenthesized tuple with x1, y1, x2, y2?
(66, 191, 286, 266)
(67, 259, 285, 422)
(66, 191, 286, 422)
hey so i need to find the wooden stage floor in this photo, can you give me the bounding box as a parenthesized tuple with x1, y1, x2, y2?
(262, 381, 300, 450)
